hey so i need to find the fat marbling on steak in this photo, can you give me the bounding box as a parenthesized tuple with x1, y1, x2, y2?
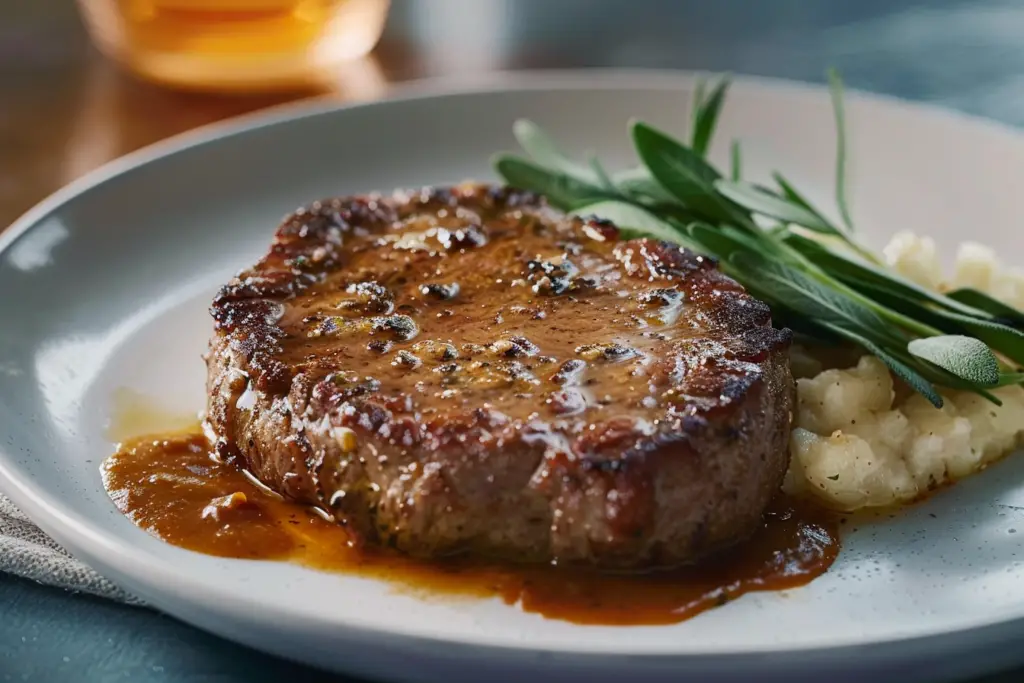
(205, 183, 795, 569)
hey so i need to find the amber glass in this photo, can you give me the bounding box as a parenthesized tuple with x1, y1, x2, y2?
(77, 0, 390, 92)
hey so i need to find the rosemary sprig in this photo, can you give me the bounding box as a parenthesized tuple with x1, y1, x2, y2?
(492, 70, 1024, 408)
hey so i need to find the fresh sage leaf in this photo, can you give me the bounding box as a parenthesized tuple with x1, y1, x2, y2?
(718, 223, 796, 263)
(946, 288, 1024, 327)
(841, 277, 972, 334)
(493, 154, 609, 210)
(691, 77, 730, 157)
(771, 173, 883, 262)
(773, 172, 826, 220)
(685, 223, 797, 273)
(997, 372, 1024, 387)
(863, 292, 1024, 368)
(690, 78, 708, 147)
(572, 200, 691, 246)
(827, 68, 855, 233)
(895, 346, 1003, 406)
(783, 232, 994, 320)
(935, 310, 1024, 367)
(842, 278, 1024, 373)
(588, 156, 618, 193)
(715, 180, 836, 234)
(512, 119, 595, 182)
(630, 121, 750, 225)
(907, 335, 1001, 387)
(632, 121, 721, 185)
(729, 251, 891, 340)
(613, 166, 679, 205)
(683, 222, 751, 263)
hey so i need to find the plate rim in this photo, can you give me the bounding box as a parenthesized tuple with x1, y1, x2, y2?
(3, 68, 1024, 660)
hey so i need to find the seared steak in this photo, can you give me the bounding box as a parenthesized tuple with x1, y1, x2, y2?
(206, 183, 794, 569)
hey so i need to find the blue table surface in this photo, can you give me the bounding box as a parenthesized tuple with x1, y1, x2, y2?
(4, 0, 1024, 680)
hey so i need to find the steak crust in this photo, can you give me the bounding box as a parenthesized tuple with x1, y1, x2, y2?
(206, 183, 795, 569)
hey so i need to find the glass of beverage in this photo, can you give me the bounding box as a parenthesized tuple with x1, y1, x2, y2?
(77, 0, 390, 92)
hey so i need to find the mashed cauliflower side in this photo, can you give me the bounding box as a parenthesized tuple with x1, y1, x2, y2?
(784, 233, 1024, 510)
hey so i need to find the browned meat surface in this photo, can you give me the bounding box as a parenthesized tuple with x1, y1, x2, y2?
(205, 183, 795, 569)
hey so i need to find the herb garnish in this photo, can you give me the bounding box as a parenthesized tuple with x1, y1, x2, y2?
(493, 69, 1024, 408)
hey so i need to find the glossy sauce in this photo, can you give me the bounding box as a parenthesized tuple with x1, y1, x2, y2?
(102, 426, 840, 626)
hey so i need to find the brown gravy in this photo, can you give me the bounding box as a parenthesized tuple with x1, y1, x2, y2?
(102, 424, 840, 626)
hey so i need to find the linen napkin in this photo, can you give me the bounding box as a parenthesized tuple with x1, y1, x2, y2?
(0, 492, 141, 604)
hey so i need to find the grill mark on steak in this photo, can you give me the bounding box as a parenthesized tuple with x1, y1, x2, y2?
(206, 183, 795, 569)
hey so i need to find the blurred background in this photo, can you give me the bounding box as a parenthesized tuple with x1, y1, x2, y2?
(3, 2, 1024, 681)
(4, 0, 1024, 232)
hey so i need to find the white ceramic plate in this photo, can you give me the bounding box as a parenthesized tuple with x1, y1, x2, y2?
(3, 71, 1024, 683)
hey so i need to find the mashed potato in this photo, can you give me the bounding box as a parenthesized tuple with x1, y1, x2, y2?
(785, 233, 1024, 510)
(884, 231, 1024, 309)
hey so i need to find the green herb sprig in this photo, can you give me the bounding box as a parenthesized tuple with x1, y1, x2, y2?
(493, 70, 1024, 408)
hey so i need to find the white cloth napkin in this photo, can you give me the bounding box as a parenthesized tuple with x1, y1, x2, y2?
(0, 492, 141, 604)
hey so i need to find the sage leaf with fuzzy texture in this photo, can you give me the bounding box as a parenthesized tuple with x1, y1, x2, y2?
(908, 335, 1001, 387)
